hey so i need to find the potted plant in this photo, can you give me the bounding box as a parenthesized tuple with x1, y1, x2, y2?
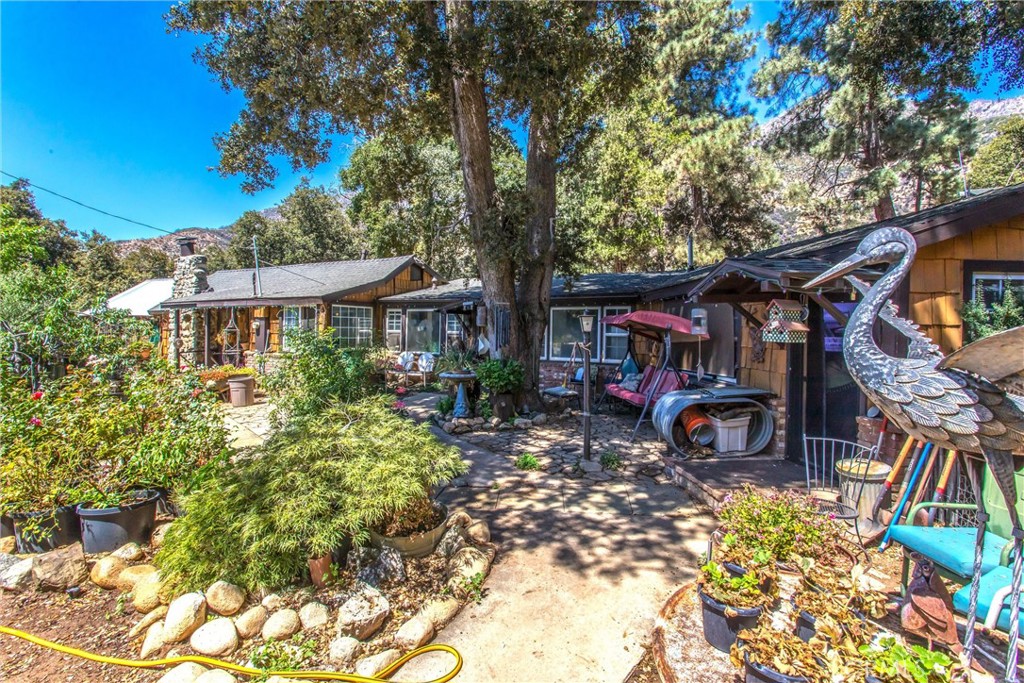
(731, 626, 822, 683)
(717, 487, 845, 570)
(857, 637, 957, 683)
(434, 349, 478, 375)
(475, 359, 525, 422)
(368, 498, 450, 558)
(793, 563, 887, 643)
(698, 560, 774, 653)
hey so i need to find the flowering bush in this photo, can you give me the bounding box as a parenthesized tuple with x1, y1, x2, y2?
(0, 364, 229, 520)
(717, 486, 842, 564)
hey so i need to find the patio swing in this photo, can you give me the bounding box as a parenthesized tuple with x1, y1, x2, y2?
(597, 310, 708, 441)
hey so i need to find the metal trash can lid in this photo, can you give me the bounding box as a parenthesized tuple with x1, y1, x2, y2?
(835, 458, 891, 481)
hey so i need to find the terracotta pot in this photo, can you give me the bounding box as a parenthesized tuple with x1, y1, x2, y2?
(308, 554, 334, 588)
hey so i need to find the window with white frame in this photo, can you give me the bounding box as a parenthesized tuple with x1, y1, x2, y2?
(601, 306, 631, 361)
(406, 309, 441, 353)
(548, 307, 589, 361)
(385, 309, 403, 349)
(971, 272, 1024, 309)
(445, 313, 464, 350)
(281, 306, 316, 349)
(331, 305, 373, 347)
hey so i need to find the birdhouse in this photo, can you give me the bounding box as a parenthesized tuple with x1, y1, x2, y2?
(761, 299, 809, 343)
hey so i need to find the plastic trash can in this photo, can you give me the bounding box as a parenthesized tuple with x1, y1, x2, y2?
(227, 375, 255, 407)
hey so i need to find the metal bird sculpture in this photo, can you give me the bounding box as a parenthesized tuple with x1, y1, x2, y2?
(901, 554, 962, 652)
(807, 227, 1024, 681)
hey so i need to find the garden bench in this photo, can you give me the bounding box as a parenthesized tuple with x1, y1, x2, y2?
(891, 459, 1021, 617)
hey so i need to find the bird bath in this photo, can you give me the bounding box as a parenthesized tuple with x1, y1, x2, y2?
(439, 370, 476, 419)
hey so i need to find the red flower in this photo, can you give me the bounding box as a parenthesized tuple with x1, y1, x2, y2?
(31, 391, 43, 400)
(393, 401, 406, 410)
(395, 386, 408, 396)
(191, 388, 202, 398)
(28, 417, 42, 427)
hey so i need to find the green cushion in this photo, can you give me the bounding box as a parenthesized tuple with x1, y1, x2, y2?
(889, 525, 1008, 577)
(953, 566, 1024, 633)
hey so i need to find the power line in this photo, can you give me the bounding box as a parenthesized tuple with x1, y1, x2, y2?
(2, 170, 333, 288)
(1, 170, 175, 236)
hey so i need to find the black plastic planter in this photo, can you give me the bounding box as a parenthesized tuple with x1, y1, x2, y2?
(11, 505, 82, 553)
(794, 609, 817, 643)
(77, 490, 159, 554)
(744, 655, 810, 683)
(698, 585, 764, 653)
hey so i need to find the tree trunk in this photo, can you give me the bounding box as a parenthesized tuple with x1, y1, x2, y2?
(515, 109, 559, 405)
(444, 0, 556, 409)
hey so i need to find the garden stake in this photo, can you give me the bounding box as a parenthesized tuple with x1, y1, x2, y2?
(927, 450, 959, 526)
(880, 441, 933, 552)
(871, 435, 916, 522)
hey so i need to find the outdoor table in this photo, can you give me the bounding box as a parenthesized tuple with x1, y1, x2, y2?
(438, 371, 477, 418)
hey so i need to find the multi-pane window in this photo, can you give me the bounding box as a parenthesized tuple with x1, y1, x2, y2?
(386, 309, 403, 349)
(548, 307, 587, 360)
(281, 306, 316, 350)
(445, 314, 464, 350)
(331, 305, 373, 347)
(601, 306, 631, 361)
(406, 310, 441, 353)
(972, 272, 1024, 309)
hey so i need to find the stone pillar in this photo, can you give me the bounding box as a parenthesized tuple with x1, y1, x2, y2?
(170, 237, 209, 367)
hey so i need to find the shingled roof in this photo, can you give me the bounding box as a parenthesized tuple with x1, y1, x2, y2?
(379, 269, 712, 305)
(163, 255, 435, 308)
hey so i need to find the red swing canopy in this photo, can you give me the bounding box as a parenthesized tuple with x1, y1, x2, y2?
(600, 310, 709, 344)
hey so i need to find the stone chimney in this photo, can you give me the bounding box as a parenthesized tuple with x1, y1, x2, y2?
(168, 236, 209, 367)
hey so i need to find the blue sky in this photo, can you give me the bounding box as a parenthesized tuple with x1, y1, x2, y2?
(1, 1, 1020, 241)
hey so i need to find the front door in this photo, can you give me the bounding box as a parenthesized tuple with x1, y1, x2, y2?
(253, 317, 270, 353)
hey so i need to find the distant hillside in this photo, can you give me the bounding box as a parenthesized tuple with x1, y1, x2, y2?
(113, 226, 232, 259)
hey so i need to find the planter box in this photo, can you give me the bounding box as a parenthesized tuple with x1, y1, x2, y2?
(77, 490, 159, 554)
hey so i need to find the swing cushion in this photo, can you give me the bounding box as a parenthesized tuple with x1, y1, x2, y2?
(606, 367, 654, 402)
(605, 370, 684, 408)
(952, 566, 1024, 633)
(888, 525, 1010, 578)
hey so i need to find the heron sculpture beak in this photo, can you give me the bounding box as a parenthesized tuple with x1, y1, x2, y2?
(805, 252, 870, 289)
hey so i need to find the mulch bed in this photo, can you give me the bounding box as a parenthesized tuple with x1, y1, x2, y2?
(0, 552, 457, 683)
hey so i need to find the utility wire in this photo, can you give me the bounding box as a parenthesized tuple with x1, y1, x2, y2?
(1, 171, 176, 236)
(2, 170, 331, 288)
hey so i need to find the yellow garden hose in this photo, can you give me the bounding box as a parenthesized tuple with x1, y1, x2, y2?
(0, 624, 462, 682)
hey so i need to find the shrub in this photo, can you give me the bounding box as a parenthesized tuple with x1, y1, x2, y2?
(0, 365, 228, 525)
(717, 486, 842, 564)
(474, 358, 525, 395)
(264, 329, 383, 426)
(156, 397, 466, 592)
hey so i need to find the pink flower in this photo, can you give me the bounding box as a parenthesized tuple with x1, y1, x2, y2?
(30, 391, 43, 400)
(28, 417, 42, 427)
(393, 401, 406, 410)
(395, 386, 408, 396)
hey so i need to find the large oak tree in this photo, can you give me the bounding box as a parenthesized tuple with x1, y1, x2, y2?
(169, 1, 653, 401)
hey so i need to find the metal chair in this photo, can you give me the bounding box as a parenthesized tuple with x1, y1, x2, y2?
(803, 436, 877, 546)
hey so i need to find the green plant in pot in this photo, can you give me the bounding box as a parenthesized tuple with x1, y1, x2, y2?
(717, 486, 845, 568)
(475, 359, 524, 422)
(697, 560, 774, 653)
(434, 349, 478, 375)
(857, 637, 957, 683)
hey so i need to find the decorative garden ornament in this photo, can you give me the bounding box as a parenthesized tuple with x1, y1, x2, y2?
(806, 227, 1024, 681)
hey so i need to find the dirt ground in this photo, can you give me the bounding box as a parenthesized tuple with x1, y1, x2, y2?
(0, 553, 457, 683)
